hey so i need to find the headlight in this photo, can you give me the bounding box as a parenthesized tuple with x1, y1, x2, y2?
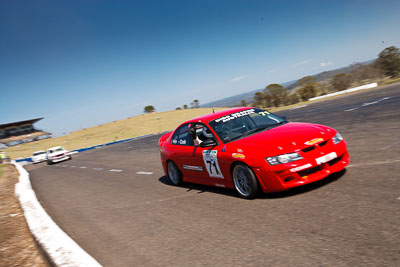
(332, 132, 343, 144)
(266, 152, 303, 165)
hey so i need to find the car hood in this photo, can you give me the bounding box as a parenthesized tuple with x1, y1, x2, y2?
(231, 122, 336, 156)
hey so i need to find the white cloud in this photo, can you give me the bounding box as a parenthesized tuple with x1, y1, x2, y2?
(290, 59, 311, 68)
(231, 75, 247, 82)
(320, 61, 333, 67)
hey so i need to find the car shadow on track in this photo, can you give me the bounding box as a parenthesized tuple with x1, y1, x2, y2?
(158, 169, 347, 200)
(259, 169, 347, 199)
(158, 176, 239, 198)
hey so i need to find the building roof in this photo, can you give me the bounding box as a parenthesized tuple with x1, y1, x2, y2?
(0, 118, 43, 130)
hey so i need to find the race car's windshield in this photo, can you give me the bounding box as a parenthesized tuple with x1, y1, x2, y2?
(209, 108, 287, 143)
(50, 147, 65, 153)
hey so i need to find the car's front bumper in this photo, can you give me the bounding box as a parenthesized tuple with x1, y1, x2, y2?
(49, 155, 70, 163)
(254, 140, 350, 193)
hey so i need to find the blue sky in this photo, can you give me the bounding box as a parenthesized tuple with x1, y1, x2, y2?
(1, 0, 399, 135)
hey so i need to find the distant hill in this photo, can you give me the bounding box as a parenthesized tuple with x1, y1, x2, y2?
(201, 80, 297, 108)
(201, 59, 375, 108)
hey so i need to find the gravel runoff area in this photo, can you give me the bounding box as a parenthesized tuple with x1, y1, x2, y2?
(0, 163, 47, 267)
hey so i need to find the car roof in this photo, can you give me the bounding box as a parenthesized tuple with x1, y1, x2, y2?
(188, 107, 254, 123)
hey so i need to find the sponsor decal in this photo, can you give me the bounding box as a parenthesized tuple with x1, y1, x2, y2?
(182, 165, 204, 172)
(221, 145, 226, 152)
(290, 163, 312, 172)
(178, 139, 186, 145)
(237, 148, 243, 153)
(232, 153, 245, 159)
(215, 109, 255, 123)
(172, 139, 177, 144)
(215, 183, 225, 188)
(258, 111, 270, 116)
(202, 150, 224, 178)
(305, 138, 324, 146)
(316, 152, 337, 165)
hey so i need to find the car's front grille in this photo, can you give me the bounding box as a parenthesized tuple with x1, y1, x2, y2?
(302, 146, 315, 153)
(328, 154, 343, 166)
(319, 140, 329, 147)
(298, 166, 322, 177)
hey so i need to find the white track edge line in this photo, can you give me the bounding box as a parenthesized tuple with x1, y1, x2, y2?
(13, 161, 102, 267)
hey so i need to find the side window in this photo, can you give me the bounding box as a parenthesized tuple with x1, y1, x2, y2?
(195, 124, 214, 142)
(171, 123, 194, 146)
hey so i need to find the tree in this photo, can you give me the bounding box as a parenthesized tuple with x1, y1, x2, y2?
(298, 84, 317, 101)
(240, 100, 247, 107)
(144, 105, 155, 113)
(331, 73, 352, 91)
(253, 91, 272, 108)
(265, 84, 288, 107)
(254, 92, 265, 107)
(376, 46, 400, 77)
(183, 104, 188, 109)
(350, 62, 383, 82)
(176, 107, 182, 110)
(191, 99, 200, 108)
(297, 76, 318, 101)
(298, 76, 317, 86)
(287, 93, 300, 105)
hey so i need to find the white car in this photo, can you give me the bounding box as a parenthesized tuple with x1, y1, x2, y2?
(31, 150, 47, 163)
(46, 146, 71, 165)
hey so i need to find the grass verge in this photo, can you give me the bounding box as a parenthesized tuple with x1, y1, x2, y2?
(0, 164, 47, 266)
(380, 77, 400, 86)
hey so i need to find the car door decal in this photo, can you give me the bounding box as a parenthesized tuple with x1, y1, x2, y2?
(202, 150, 224, 179)
(182, 165, 204, 172)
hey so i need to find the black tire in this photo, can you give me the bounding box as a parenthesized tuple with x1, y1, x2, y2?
(167, 161, 183, 186)
(232, 163, 259, 199)
(47, 160, 53, 165)
(68, 156, 72, 160)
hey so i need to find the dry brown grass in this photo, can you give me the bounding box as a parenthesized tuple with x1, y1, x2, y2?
(4, 108, 227, 159)
(0, 163, 47, 266)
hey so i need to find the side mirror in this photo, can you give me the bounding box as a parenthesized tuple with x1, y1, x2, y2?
(281, 115, 287, 121)
(200, 139, 217, 147)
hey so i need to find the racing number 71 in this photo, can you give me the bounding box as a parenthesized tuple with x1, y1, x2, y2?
(207, 160, 220, 175)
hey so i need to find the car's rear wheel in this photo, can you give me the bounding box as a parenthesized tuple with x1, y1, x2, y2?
(47, 160, 53, 165)
(232, 163, 259, 199)
(167, 161, 182, 186)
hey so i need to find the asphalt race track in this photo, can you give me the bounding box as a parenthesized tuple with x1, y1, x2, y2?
(26, 84, 400, 266)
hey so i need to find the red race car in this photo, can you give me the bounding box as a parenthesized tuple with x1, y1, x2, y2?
(159, 107, 350, 199)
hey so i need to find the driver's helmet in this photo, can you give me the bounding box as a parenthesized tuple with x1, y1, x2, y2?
(202, 127, 213, 138)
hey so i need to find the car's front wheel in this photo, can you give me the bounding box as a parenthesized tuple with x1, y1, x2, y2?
(232, 163, 259, 199)
(167, 161, 182, 186)
(47, 160, 53, 165)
